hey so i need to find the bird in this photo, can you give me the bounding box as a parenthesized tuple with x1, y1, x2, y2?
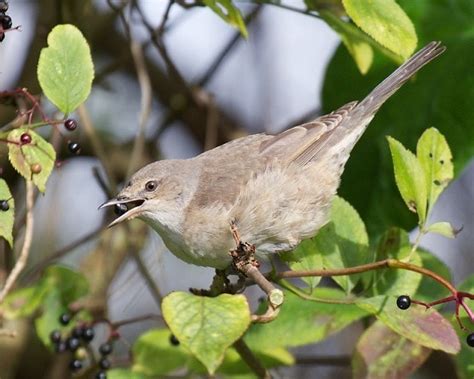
(100, 41, 445, 270)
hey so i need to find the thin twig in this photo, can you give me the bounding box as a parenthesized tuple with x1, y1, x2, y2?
(130, 249, 163, 306)
(127, 40, 153, 178)
(158, 0, 175, 36)
(234, 338, 272, 379)
(0, 181, 35, 303)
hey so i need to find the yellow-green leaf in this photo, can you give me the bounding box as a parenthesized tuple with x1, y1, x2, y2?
(426, 221, 458, 239)
(7, 129, 56, 192)
(387, 136, 427, 223)
(342, 0, 417, 59)
(203, 0, 248, 38)
(416, 128, 453, 213)
(37, 24, 94, 113)
(321, 10, 373, 74)
(162, 292, 251, 374)
(0, 179, 14, 246)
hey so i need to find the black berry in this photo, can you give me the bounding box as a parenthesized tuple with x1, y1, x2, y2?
(0, 2, 8, 13)
(0, 200, 9, 211)
(98, 342, 113, 356)
(69, 359, 83, 372)
(64, 118, 78, 131)
(66, 337, 80, 352)
(59, 312, 72, 325)
(1, 14, 11, 30)
(71, 326, 84, 338)
(396, 295, 411, 310)
(96, 371, 107, 379)
(68, 142, 81, 154)
(20, 133, 32, 145)
(54, 341, 67, 353)
(467, 333, 474, 347)
(49, 330, 62, 344)
(169, 334, 180, 346)
(82, 327, 95, 342)
(114, 203, 128, 216)
(99, 357, 111, 370)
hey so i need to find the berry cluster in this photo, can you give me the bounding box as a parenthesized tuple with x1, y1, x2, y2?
(0, 1, 11, 42)
(50, 312, 114, 378)
(63, 118, 81, 155)
(396, 295, 474, 348)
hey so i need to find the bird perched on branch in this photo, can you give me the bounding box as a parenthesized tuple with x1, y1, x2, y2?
(100, 42, 445, 270)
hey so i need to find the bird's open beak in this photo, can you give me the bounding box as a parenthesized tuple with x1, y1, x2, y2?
(99, 197, 146, 228)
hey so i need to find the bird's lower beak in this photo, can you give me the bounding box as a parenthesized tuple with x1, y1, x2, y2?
(99, 197, 146, 228)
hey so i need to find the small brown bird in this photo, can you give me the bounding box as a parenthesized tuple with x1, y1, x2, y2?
(100, 42, 445, 269)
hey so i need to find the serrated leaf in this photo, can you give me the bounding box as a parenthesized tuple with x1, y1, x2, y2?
(0, 178, 14, 246)
(315, 196, 369, 293)
(352, 320, 431, 379)
(245, 288, 369, 350)
(37, 24, 94, 113)
(357, 295, 460, 354)
(132, 328, 189, 376)
(203, 0, 248, 38)
(426, 221, 457, 238)
(7, 129, 56, 192)
(387, 136, 427, 222)
(342, 0, 417, 59)
(416, 127, 453, 212)
(321, 11, 374, 74)
(162, 292, 251, 374)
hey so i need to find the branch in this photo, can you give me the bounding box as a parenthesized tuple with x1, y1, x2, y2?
(0, 180, 35, 303)
(233, 338, 271, 379)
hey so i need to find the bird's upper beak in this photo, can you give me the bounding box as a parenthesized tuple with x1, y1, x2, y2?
(99, 196, 146, 228)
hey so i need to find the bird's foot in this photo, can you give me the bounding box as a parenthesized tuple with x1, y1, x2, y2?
(229, 220, 259, 273)
(190, 268, 245, 296)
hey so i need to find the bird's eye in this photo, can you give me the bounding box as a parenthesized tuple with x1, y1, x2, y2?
(145, 180, 158, 192)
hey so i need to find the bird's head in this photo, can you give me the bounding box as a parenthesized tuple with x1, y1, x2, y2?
(100, 160, 192, 229)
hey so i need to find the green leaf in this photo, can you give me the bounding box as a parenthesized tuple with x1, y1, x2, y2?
(37, 24, 94, 113)
(281, 238, 323, 290)
(426, 221, 458, 239)
(416, 127, 453, 212)
(2, 286, 48, 319)
(320, 11, 373, 74)
(0, 178, 14, 246)
(203, 0, 248, 38)
(108, 369, 147, 379)
(387, 136, 427, 222)
(352, 320, 431, 378)
(7, 129, 56, 192)
(245, 288, 369, 350)
(342, 0, 417, 59)
(162, 292, 251, 374)
(132, 328, 189, 376)
(357, 295, 460, 354)
(371, 228, 422, 296)
(316, 196, 370, 293)
(414, 249, 451, 303)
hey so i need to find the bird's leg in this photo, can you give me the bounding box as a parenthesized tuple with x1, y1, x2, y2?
(229, 220, 260, 272)
(189, 269, 231, 297)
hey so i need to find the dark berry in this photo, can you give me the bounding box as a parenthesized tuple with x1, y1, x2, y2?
(1, 15, 11, 30)
(82, 327, 95, 342)
(467, 333, 474, 347)
(59, 312, 72, 325)
(396, 295, 411, 310)
(71, 326, 84, 338)
(99, 357, 111, 370)
(114, 203, 128, 216)
(68, 141, 81, 154)
(98, 342, 113, 356)
(49, 330, 62, 343)
(0, 2, 8, 13)
(0, 200, 9, 211)
(20, 133, 32, 145)
(66, 337, 80, 351)
(69, 359, 83, 372)
(64, 118, 78, 131)
(169, 334, 180, 346)
(96, 371, 107, 379)
(54, 341, 67, 353)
